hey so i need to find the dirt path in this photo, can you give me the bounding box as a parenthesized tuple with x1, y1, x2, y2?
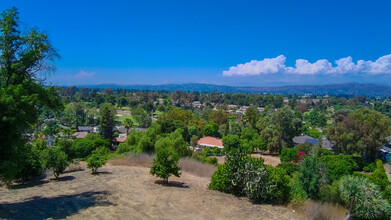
(384, 163, 391, 182)
(0, 164, 299, 220)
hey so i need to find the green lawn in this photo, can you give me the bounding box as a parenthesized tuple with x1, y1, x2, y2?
(116, 114, 139, 126)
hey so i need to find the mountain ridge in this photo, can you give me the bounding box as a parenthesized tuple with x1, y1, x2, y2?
(68, 83, 391, 97)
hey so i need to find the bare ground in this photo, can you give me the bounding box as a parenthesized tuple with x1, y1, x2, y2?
(0, 163, 300, 220)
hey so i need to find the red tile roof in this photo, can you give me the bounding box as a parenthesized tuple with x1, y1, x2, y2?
(115, 136, 127, 143)
(197, 136, 224, 148)
(71, 132, 88, 139)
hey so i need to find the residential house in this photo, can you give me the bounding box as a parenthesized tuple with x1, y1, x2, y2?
(196, 136, 224, 151)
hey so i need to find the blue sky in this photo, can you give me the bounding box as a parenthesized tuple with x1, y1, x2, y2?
(3, 0, 391, 86)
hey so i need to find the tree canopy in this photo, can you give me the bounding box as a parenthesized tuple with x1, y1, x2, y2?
(0, 7, 62, 183)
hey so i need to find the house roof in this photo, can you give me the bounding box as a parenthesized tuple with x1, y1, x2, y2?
(197, 136, 224, 148)
(115, 135, 127, 143)
(72, 132, 88, 139)
(293, 135, 318, 145)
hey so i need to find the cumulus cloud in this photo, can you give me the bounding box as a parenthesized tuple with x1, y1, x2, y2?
(223, 54, 391, 76)
(74, 70, 95, 78)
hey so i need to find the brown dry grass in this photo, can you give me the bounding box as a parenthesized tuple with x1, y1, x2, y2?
(291, 200, 347, 220)
(0, 163, 299, 220)
(109, 153, 216, 178)
(179, 157, 216, 178)
(108, 153, 154, 168)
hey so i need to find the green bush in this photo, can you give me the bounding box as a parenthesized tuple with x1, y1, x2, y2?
(41, 147, 69, 179)
(289, 172, 307, 205)
(191, 151, 218, 166)
(339, 175, 391, 219)
(116, 143, 132, 154)
(306, 128, 322, 139)
(319, 181, 343, 204)
(318, 154, 358, 183)
(266, 166, 291, 204)
(371, 159, 390, 191)
(70, 138, 95, 159)
(294, 143, 313, 154)
(280, 148, 299, 163)
(277, 162, 299, 177)
(298, 156, 321, 200)
(209, 164, 230, 193)
(86, 147, 110, 173)
(312, 147, 332, 158)
(363, 163, 376, 172)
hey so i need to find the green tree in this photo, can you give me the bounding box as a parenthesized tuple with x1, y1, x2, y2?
(327, 108, 391, 161)
(298, 156, 321, 199)
(203, 123, 220, 137)
(99, 103, 116, 142)
(339, 175, 391, 220)
(150, 145, 181, 183)
(86, 147, 110, 173)
(222, 135, 240, 152)
(0, 7, 62, 183)
(41, 147, 69, 179)
(118, 97, 128, 108)
(280, 148, 299, 163)
(245, 106, 259, 128)
(271, 106, 298, 147)
(122, 118, 133, 135)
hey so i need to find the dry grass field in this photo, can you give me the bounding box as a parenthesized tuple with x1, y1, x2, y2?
(0, 155, 346, 220)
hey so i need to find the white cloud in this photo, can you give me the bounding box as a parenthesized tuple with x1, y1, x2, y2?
(74, 71, 95, 78)
(223, 54, 391, 76)
(222, 55, 287, 76)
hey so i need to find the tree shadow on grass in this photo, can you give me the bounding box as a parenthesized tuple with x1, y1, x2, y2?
(91, 171, 112, 175)
(49, 175, 75, 182)
(0, 191, 114, 220)
(154, 180, 189, 188)
(9, 175, 49, 190)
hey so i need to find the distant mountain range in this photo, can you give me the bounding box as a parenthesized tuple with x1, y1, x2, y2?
(75, 83, 391, 97)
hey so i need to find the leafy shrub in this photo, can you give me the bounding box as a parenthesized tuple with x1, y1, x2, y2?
(339, 175, 391, 219)
(294, 143, 313, 154)
(190, 151, 218, 166)
(280, 148, 299, 163)
(289, 172, 307, 205)
(70, 138, 95, 159)
(298, 156, 321, 200)
(312, 147, 332, 158)
(41, 147, 69, 179)
(319, 181, 343, 204)
(116, 142, 132, 154)
(244, 165, 270, 203)
(363, 163, 376, 172)
(210, 147, 223, 156)
(371, 159, 390, 191)
(209, 164, 229, 192)
(222, 135, 240, 152)
(266, 166, 291, 204)
(318, 154, 359, 183)
(87, 147, 110, 173)
(277, 162, 299, 176)
(306, 128, 322, 139)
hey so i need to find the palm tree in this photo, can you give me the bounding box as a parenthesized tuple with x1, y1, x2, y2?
(123, 118, 133, 135)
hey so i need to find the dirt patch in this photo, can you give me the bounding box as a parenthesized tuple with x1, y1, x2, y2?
(0, 164, 299, 220)
(252, 154, 282, 167)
